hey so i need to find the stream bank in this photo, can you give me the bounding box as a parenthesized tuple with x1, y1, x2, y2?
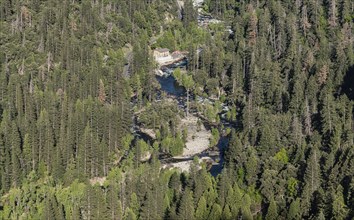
(130, 0, 233, 176)
(132, 61, 231, 176)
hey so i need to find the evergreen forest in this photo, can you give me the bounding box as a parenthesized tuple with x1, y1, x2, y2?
(0, 0, 353, 219)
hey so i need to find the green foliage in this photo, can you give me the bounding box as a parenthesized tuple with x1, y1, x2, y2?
(287, 177, 298, 198)
(139, 102, 180, 130)
(0, 0, 353, 219)
(287, 198, 300, 220)
(157, 30, 177, 50)
(160, 135, 184, 156)
(210, 128, 220, 147)
(274, 148, 289, 164)
(208, 203, 222, 220)
(124, 208, 137, 220)
(195, 196, 208, 220)
(265, 199, 278, 220)
(178, 189, 195, 220)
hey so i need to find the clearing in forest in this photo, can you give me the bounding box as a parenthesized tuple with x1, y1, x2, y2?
(180, 115, 211, 157)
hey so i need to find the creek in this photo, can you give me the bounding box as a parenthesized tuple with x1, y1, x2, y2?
(129, 58, 232, 176)
(128, 1, 234, 176)
(154, 62, 230, 176)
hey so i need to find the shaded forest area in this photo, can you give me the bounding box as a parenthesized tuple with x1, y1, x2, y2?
(342, 65, 354, 100)
(0, 0, 354, 219)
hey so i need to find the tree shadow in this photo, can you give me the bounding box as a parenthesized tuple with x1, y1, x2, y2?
(341, 65, 354, 100)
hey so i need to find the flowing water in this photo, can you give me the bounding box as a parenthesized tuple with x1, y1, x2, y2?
(209, 136, 229, 176)
(156, 65, 230, 176)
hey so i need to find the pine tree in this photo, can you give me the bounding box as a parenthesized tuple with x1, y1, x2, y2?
(222, 204, 232, 220)
(10, 121, 22, 187)
(304, 146, 321, 192)
(216, 173, 229, 208)
(182, 0, 197, 27)
(98, 79, 106, 103)
(37, 109, 54, 173)
(244, 148, 258, 185)
(52, 146, 65, 182)
(247, 6, 258, 46)
(287, 198, 301, 219)
(231, 183, 242, 217)
(169, 172, 181, 199)
(83, 185, 109, 220)
(106, 183, 122, 220)
(182, 74, 194, 117)
(123, 208, 137, 220)
(41, 194, 65, 220)
(41, 196, 56, 220)
(301, 145, 321, 217)
(331, 185, 349, 219)
(316, 210, 326, 220)
(129, 192, 139, 217)
(207, 203, 222, 220)
(265, 199, 278, 220)
(0, 133, 5, 192)
(22, 134, 32, 174)
(178, 189, 195, 220)
(140, 189, 161, 220)
(195, 196, 208, 220)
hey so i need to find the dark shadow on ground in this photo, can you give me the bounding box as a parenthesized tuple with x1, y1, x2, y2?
(341, 65, 354, 100)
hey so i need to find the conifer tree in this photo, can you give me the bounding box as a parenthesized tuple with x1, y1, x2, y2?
(10, 121, 22, 187)
(178, 189, 195, 220)
(208, 203, 222, 220)
(331, 186, 349, 219)
(287, 198, 301, 219)
(140, 190, 160, 220)
(302, 145, 321, 217)
(124, 208, 137, 220)
(195, 196, 208, 220)
(265, 199, 278, 220)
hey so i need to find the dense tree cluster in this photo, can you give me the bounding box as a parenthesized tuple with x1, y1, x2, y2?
(0, 0, 174, 196)
(0, 0, 354, 219)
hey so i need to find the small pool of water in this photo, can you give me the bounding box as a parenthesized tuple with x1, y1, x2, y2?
(156, 75, 185, 97)
(209, 136, 229, 177)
